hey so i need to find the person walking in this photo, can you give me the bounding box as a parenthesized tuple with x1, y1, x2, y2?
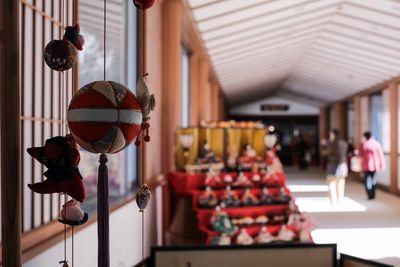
(320, 129, 348, 204)
(358, 131, 385, 200)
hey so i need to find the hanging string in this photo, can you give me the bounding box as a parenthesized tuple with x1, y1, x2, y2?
(103, 0, 107, 81)
(140, 8, 147, 267)
(72, 227, 75, 267)
(141, 211, 145, 267)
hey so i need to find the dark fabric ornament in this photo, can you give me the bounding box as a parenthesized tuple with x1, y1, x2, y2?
(44, 39, 77, 71)
(133, 0, 155, 9)
(135, 76, 155, 146)
(59, 260, 69, 267)
(58, 199, 89, 226)
(27, 135, 86, 202)
(136, 184, 151, 211)
(64, 23, 85, 51)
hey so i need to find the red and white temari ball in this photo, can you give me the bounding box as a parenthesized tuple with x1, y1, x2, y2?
(67, 81, 142, 154)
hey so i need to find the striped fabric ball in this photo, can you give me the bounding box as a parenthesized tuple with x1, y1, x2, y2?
(67, 81, 142, 154)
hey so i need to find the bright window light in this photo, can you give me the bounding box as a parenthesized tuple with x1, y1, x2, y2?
(294, 197, 367, 213)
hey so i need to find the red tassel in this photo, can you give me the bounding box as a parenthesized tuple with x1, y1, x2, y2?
(135, 140, 141, 146)
(143, 123, 150, 143)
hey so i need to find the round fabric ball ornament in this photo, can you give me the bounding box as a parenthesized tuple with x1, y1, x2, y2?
(133, 0, 155, 9)
(67, 81, 142, 154)
(44, 40, 77, 71)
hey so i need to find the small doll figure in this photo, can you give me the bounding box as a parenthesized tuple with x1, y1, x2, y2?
(276, 225, 296, 242)
(241, 188, 259, 206)
(198, 141, 219, 164)
(204, 168, 222, 188)
(259, 187, 275, 205)
(276, 187, 291, 204)
(261, 172, 280, 187)
(234, 172, 252, 188)
(223, 174, 233, 185)
(210, 206, 237, 235)
(251, 173, 261, 183)
(236, 228, 254, 245)
(58, 199, 88, 226)
(63, 23, 85, 50)
(221, 185, 241, 207)
(27, 135, 85, 202)
(198, 186, 218, 208)
(287, 200, 301, 226)
(255, 215, 269, 224)
(227, 146, 238, 170)
(239, 143, 262, 164)
(256, 226, 275, 244)
(211, 233, 231, 246)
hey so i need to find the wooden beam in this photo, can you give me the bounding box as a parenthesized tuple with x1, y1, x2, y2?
(1, 0, 22, 265)
(332, 102, 348, 140)
(389, 80, 398, 193)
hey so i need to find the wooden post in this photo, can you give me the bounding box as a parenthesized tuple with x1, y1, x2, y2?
(198, 59, 210, 121)
(389, 80, 398, 193)
(1, 0, 22, 265)
(332, 102, 348, 140)
(319, 107, 329, 140)
(354, 95, 361, 146)
(161, 0, 182, 242)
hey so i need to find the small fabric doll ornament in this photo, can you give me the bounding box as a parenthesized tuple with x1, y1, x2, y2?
(135, 76, 155, 145)
(63, 23, 85, 51)
(133, 0, 155, 9)
(27, 135, 85, 202)
(136, 183, 151, 211)
(59, 199, 89, 226)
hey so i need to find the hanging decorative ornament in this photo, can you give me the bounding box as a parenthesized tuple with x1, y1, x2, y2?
(64, 23, 85, 51)
(27, 134, 86, 202)
(132, 0, 155, 9)
(67, 80, 143, 154)
(59, 199, 89, 226)
(136, 183, 151, 211)
(135, 76, 156, 145)
(44, 39, 77, 71)
(59, 260, 69, 267)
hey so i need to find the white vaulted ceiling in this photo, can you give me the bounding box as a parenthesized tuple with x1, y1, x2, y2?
(187, 0, 400, 106)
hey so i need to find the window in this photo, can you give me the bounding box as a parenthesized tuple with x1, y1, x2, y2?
(181, 46, 190, 127)
(78, 0, 138, 213)
(18, 0, 138, 235)
(369, 92, 383, 145)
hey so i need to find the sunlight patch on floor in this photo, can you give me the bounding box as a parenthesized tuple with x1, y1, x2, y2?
(287, 185, 329, 193)
(294, 197, 367, 213)
(312, 227, 400, 261)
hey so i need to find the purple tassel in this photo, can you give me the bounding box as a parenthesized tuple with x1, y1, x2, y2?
(98, 154, 110, 267)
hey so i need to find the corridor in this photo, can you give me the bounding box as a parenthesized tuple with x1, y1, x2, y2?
(286, 167, 400, 266)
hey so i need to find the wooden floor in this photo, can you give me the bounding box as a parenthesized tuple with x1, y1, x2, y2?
(286, 166, 400, 267)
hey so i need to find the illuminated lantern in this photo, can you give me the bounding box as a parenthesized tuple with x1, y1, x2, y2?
(44, 39, 77, 71)
(67, 80, 142, 154)
(133, 0, 155, 9)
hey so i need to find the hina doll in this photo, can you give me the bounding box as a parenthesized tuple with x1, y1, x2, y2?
(233, 172, 252, 188)
(239, 143, 262, 164)
(276, 187, 291, 204)
(241, 188, 259, 206)
(211, 233, 231, 245)
(204, 168, 222, 188)
(197, 141, 219, 164)
(276, 225, 296, 242)
(221, 185, 241, 207)
(236, 228, 254, 245)
(261, 172, 280, 187)
(198, 186, 218, 208)
(210, 206, 237, 235)
(256, 226, 275, 244)
(259, 187, 275, 205)
(255, 215, 269, 224)
(251, 173, 261, 183)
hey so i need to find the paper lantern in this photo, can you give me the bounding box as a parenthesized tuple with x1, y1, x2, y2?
(67, 81, 142, 154)
(44, 40, 77, 71)
(133, 0, 155, 9)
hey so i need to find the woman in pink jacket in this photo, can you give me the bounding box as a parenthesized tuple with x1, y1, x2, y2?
(358, 131, 385, 199)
